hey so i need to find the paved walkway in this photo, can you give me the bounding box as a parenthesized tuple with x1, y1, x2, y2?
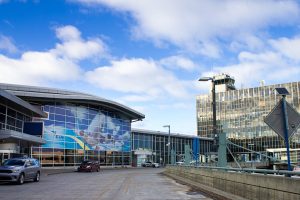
(0, 168, 212, 200)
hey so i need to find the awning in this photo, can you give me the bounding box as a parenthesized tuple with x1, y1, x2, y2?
(0, 129, 46, 145)
(0, 88, 47, 118)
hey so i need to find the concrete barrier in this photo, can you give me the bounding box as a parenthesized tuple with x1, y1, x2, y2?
(164, 166, 300, 200)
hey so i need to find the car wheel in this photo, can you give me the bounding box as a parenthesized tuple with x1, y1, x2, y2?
(18, 173, 25, 185)
(34, 172, 40, 182)
(97, 167, 100, 172)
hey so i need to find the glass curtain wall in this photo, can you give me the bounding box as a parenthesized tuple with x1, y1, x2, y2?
(197, 82, 300, 162)
(31, 102, 131, 167)
(0, 103, 31, 132)
(131, 131, 211, 164)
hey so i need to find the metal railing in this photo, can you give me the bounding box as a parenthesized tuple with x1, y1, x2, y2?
(169, 164, 300, 176)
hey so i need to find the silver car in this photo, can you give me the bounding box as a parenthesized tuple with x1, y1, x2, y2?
(0, 158, 41, 184)
(141, 161, 160, 168)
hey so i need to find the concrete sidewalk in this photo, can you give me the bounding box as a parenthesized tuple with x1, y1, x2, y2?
(41, 165, 135, 176)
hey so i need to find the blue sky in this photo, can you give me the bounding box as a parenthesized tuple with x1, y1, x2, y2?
(1, 0, 300, 135)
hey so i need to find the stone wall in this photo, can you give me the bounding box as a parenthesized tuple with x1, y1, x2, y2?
(165, 166, 300, 200)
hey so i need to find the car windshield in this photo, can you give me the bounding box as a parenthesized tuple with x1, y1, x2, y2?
(3, 159, 25, 166)
(82, 161, 92, 164)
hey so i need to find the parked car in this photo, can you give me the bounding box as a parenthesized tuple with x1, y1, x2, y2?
(190, 160, 197, 165)
(77, 161, 100, 172)
(0, 158, 41, 184)
(141, 161, 160, 168)
(294, 165, 300, 172)
(176, 161, 185, 165)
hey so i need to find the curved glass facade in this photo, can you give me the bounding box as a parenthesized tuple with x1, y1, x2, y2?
(197, 82, 300, 162)
(31, 103, 131, 166)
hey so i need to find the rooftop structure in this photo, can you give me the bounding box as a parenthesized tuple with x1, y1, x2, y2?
(212, 73, 236, 93)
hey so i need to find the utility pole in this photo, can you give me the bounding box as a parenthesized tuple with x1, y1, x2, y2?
(199, 76, 227, 167)
(163, 125, 171, 165)
(282, 94, 292, 172)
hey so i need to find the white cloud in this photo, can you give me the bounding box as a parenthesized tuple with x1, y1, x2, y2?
(0, 52, 80, 84)
(270, 37, 300, 61)
(0, 35, 18, 53)
(56, 25, 81, 41)
(75, 0, 300, 57)
(120, 94, 155, 102)
(201, 37, 300, 88)
(160, 55, 196, 71)
(0, 25, 107, 85)
(85, 58, 189, 99)
(229, 35, 265, 52)
(53, 25, 107, 60)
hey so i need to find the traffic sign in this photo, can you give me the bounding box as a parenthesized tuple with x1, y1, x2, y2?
(264, 99, 300, 139)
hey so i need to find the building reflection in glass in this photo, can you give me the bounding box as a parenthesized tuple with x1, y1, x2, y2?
(197, 81, 300, 163)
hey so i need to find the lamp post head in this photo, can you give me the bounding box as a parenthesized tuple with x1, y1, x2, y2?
(163, 125, 170, 128)
(198, 77, 213, 82)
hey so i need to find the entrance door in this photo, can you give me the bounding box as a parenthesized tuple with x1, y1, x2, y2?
(0, 153, 10, 164)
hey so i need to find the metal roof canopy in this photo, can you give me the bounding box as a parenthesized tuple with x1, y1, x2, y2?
(25, 96, 144, 120)
(0, 89, 47, 118)
(0, 83, 144, 121)
(132, 128, 214, 141)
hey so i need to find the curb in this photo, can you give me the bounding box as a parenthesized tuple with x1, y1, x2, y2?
(42, 166, 147, 176)
(162, 172, 247, 200)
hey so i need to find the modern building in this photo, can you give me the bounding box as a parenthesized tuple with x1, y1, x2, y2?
(131, 129, 213, 166)
(197, 75, 300, 163)
(0, 83, 145, 167)
(0, 83, 212, 167)
(0, 88, 46, 163)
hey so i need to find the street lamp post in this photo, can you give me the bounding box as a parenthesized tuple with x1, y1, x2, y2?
(163, 125, 171, 165)
(199, 76, 227, 167)
(198, 77, 217, 147)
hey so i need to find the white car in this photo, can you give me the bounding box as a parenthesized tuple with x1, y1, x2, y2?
(190, 160, 196, 165)
(152, 162, 160, 168)
(176, 161, 185, 165)
(141, 161, 160, 168)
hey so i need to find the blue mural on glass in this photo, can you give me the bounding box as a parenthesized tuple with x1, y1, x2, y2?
(41, 105, 131, 151)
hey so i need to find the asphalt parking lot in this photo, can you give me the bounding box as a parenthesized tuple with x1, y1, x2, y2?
(0, 168, 211, 200)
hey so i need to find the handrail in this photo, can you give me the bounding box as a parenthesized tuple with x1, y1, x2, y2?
(168, 164, 300, 176)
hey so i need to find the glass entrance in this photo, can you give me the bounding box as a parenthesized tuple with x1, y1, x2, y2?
(0, 153, 10, 164)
